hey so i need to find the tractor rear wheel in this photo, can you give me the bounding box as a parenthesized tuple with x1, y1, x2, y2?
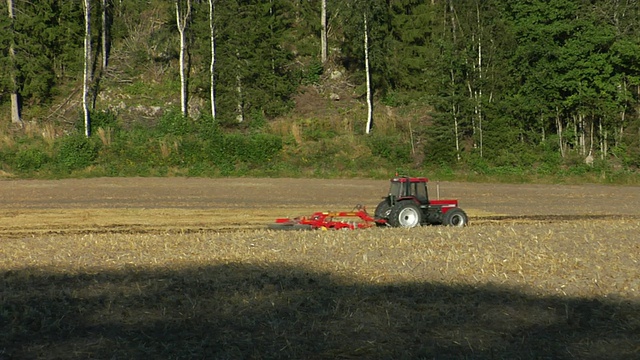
(442, 208, 468, 227)
(388, 201, 422, 228)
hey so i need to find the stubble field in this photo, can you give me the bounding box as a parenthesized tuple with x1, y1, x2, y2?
(1, 177, 639, 359)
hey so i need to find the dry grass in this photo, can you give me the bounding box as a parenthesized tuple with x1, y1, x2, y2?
(2, 177, 639, 358)
(96, 127, 112, 147)
(1, 220, 639, 359)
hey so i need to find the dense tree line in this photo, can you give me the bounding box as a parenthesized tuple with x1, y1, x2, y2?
(1, 0, 640, 171)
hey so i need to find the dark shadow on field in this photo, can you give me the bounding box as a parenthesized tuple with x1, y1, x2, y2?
(1, 264, 638, 360)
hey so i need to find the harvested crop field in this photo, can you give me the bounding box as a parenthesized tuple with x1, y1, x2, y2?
(1, 177, 639, 359)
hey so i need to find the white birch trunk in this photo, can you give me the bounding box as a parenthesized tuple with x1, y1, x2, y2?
(235, 49, 244, 123)
(450, 69, 460, 161)
(448, 1, 460, 160)
(580, 114, 586, 156)
(597, 119, 605, 161)
(236, 75, 244, 123)
(321, 0, 327, 63)
(83, 0, 92, 137)
(7, 0, 22, 126)
(364, 13, 373, 134)
(176, 0, 191, 117)
(576, 117, 580, 155)
(474, 4, 483, 157)
(617, 78, 627, 146)
(540, 112, 545, 142)
(102, 0, 109, 69)
(209, 0, 216, 120)
(556, 107, 565, 158)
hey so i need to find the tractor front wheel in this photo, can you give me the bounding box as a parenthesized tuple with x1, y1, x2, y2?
(388, 202, 422, 228)
(443, 208, 468, 227)
(374, 200, 391, 219)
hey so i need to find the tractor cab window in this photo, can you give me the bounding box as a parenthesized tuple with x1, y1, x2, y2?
(389, 181, 403, 197)
(413, 183, 428, 203)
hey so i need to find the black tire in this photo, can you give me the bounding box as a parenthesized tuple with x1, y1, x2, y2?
(388, 201, 422, 228)
(442, 208, 468, 227)
(374, 200, 391, 220)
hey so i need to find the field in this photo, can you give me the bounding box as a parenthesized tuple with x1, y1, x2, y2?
(1, 177, 639, 359)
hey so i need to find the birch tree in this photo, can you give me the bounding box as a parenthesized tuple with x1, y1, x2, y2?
(101, 0, 110, 69)
(447, 0, 462, 160)
(364, 12, 373, 134)
(321, 0, 327, 63)
(209, 0, 216, 120)
(341, 0, 388, 134)
(176, 0, 192, 117)
(7, 0, 22, 126)
(468, 1, 484, 157)
(82, 0, 92, 137)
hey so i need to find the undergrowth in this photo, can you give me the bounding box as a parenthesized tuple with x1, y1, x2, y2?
(0, 109, 639, 184)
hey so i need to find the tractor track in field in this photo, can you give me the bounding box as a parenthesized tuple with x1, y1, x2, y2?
(471, 214, 640, 224)
(2, 214, 637, 239)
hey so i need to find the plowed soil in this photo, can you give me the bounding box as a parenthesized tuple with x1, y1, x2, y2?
(2, 178, 640, 359)
(1, 177, 639, 236)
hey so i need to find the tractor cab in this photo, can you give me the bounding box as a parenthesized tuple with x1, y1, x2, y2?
(387, 176, 429, 206)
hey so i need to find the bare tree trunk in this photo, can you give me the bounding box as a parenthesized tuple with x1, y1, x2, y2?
(556, 107, 565, 158)
(83, 0, 92, 137)
(176, 0, 192, 117)
(7, 0, 23, 126)
(540, 111, 546, 143)
(448, 0, 460, 161)
(102, 0, 109, 69)
(579, 114, 586, 156)
(321, 0, 327, 63)
(451, 69, 460, 161)
(235, 50, 244, 123)
(476, 5, 483, 158)
(616, 76, 628, 147)
(364, 12, 373, 134)
(575, 116, 579, 155)
(599, 119, 607, 160)
(209, 0, 216, 120)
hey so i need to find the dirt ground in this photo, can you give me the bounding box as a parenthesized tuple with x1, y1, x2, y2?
(0, 177, 639, 237)
(2, 177, 640, 359)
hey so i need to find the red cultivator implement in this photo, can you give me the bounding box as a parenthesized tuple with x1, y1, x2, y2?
(268, 205, 378, 230)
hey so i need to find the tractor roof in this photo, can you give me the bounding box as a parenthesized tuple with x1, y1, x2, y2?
(392, 176, 429, 183)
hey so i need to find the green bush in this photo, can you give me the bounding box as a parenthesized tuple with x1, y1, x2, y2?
(178, 138, 208, 165)
(55, 134, 100, 171)
(246, 133, 283, 163)
(90, 110, 120, 132)
(194, 115, 223, 141)
(14, 148, 48, 172)
(157, 110, 193, 136)
(302, 59, 323, 85)
(366, 135, 411, 164)
(302, 124, 337, 141)
(73, 110, 120, 135)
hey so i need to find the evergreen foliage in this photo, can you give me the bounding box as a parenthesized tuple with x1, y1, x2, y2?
(0, 0, 639, 181)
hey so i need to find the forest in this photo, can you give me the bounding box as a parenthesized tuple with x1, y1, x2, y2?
(1, 0, 639, 181)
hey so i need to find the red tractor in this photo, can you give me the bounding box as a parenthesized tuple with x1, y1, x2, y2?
(373, 176, 468, 228)
(268, 176, 468, 230)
